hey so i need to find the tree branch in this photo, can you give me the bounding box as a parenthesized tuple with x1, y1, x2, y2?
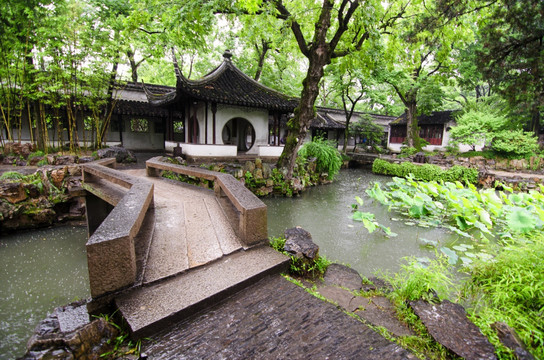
(269, 0, 310, 57)
(137, 27, 165, 35)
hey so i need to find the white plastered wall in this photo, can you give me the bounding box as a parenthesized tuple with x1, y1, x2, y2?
(193, 103, 269, 155)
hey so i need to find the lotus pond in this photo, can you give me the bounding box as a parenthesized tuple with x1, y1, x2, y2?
(265, 167, 543, 276)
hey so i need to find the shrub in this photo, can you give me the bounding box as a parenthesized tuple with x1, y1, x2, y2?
(298, 137, 342, 180)
(398, 146, 419, 158)
(372, 159, 478, 184)
(491, 129, 539, 158)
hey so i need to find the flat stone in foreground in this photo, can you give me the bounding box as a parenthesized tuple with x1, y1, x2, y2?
(116, 246, 289, 338)
(143, 275, 416, 360)
(410, 299, 497, 360)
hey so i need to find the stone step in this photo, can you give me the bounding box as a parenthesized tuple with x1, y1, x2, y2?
(115, 246, 289, 339)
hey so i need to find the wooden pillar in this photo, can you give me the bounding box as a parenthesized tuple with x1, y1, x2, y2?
(275, 113, 279, 146)
(185, 103, 190, 143)
(211, 102, 217, 145)
(205, 101, 208, 145)
(193, 106, 197, 144)
(118, 115, 123, 144)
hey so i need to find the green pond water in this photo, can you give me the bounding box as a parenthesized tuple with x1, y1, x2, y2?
(0, 226, 89, 359)
(264, 168, 457, 277)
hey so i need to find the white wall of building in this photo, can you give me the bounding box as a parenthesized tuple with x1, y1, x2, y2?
(193, 103, 269, 154)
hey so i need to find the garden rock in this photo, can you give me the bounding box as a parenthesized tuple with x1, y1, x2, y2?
(55, 155, 77, 165)
(361, 277, 393, 293)
(2, 156, 17, 165)
(3, 142, 35, 157)
(50, 168, 66, 188)
(21, 302, 118, 360)
(0, 182, 27, 203)
(323, 263, 363, 291)
(28, 156, 44, 166)
(491, 322, 534, 360)
(283, 227, 319, 261)
(97, 146, 136, 163)
(78, 156, 95, 164)
(316, 285, 354, 309)
(410, 299, 496, 360)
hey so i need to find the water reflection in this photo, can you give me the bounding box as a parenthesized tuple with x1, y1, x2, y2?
(0, 226, 89, 359)
(263, 168, 456, 277)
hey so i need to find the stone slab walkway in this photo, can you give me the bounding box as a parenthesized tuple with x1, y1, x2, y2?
(142, 275, 416, 360)
(122, 169, 242, 283)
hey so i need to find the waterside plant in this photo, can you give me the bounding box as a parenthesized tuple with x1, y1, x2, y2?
(372, 158, 479, 185)
(353, 176, 544, 358)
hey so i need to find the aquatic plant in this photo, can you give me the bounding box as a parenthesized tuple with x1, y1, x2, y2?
(354, 176, 544, 266)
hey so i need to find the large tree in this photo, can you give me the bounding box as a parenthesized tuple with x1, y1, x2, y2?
(476, 0, 544, 135)
(377, 0, 478, 150)
(237, 0, 408, 179)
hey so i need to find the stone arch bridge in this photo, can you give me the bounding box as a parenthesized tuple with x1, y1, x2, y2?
(82, 157, 288, 338)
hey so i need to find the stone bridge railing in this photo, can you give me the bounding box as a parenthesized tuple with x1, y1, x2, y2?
(146, 156, 267, 247)
(82, 159, 154, 299)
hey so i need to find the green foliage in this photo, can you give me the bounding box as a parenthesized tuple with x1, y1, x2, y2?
(387, 256, 455, 302)
(449, 105, 540, 158)
(463, 235, 544, 359)
(298, 137, 343, 180)
(372, 159, 478, 184)
(491, 130, 540, 158)
(398, 146, 419, 158)
(449, 107, 509, 151)
(351, 196, 396, 237)
(0, 171, 25, 181)
(28, 151, 45, 159)
(269, 236, 286, 252)
(94, 312, 146, 359)
(361, 175, 544, 266)
(161, 170, 213, 189)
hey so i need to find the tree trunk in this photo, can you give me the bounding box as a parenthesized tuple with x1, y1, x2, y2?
(254, 40, 270, 81)
(404, 99, 420, 150)
(278, 52, 330, 179)
(277, 0, 337, 179)
(127, 49, 138, 83)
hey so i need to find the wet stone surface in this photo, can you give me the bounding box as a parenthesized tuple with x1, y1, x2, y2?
(283, 226, 319, 261)
(410, 299, 497, 360)
(143, 275, 416, 359)
(491, 322, 535, 360)
(323, 263, 363, 291)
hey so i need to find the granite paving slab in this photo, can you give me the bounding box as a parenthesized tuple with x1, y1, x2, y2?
(142, 275, 417, 360)
(116, 246, 289, 338)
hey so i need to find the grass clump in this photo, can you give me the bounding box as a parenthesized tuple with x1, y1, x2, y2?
(298, 137, 342, 180)
(462, 236, 544, 359)
(269, 236, 331, 278)
(0, 171, 25, 181)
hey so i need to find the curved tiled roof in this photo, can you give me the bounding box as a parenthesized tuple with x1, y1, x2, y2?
(146, 50, 298, 112)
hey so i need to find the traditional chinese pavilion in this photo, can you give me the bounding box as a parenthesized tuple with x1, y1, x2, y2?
(144, 50, 298, 158)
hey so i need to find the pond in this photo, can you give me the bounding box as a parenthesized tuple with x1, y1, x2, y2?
(0, 226, 89, 359)
(263, 167, 458, 277)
